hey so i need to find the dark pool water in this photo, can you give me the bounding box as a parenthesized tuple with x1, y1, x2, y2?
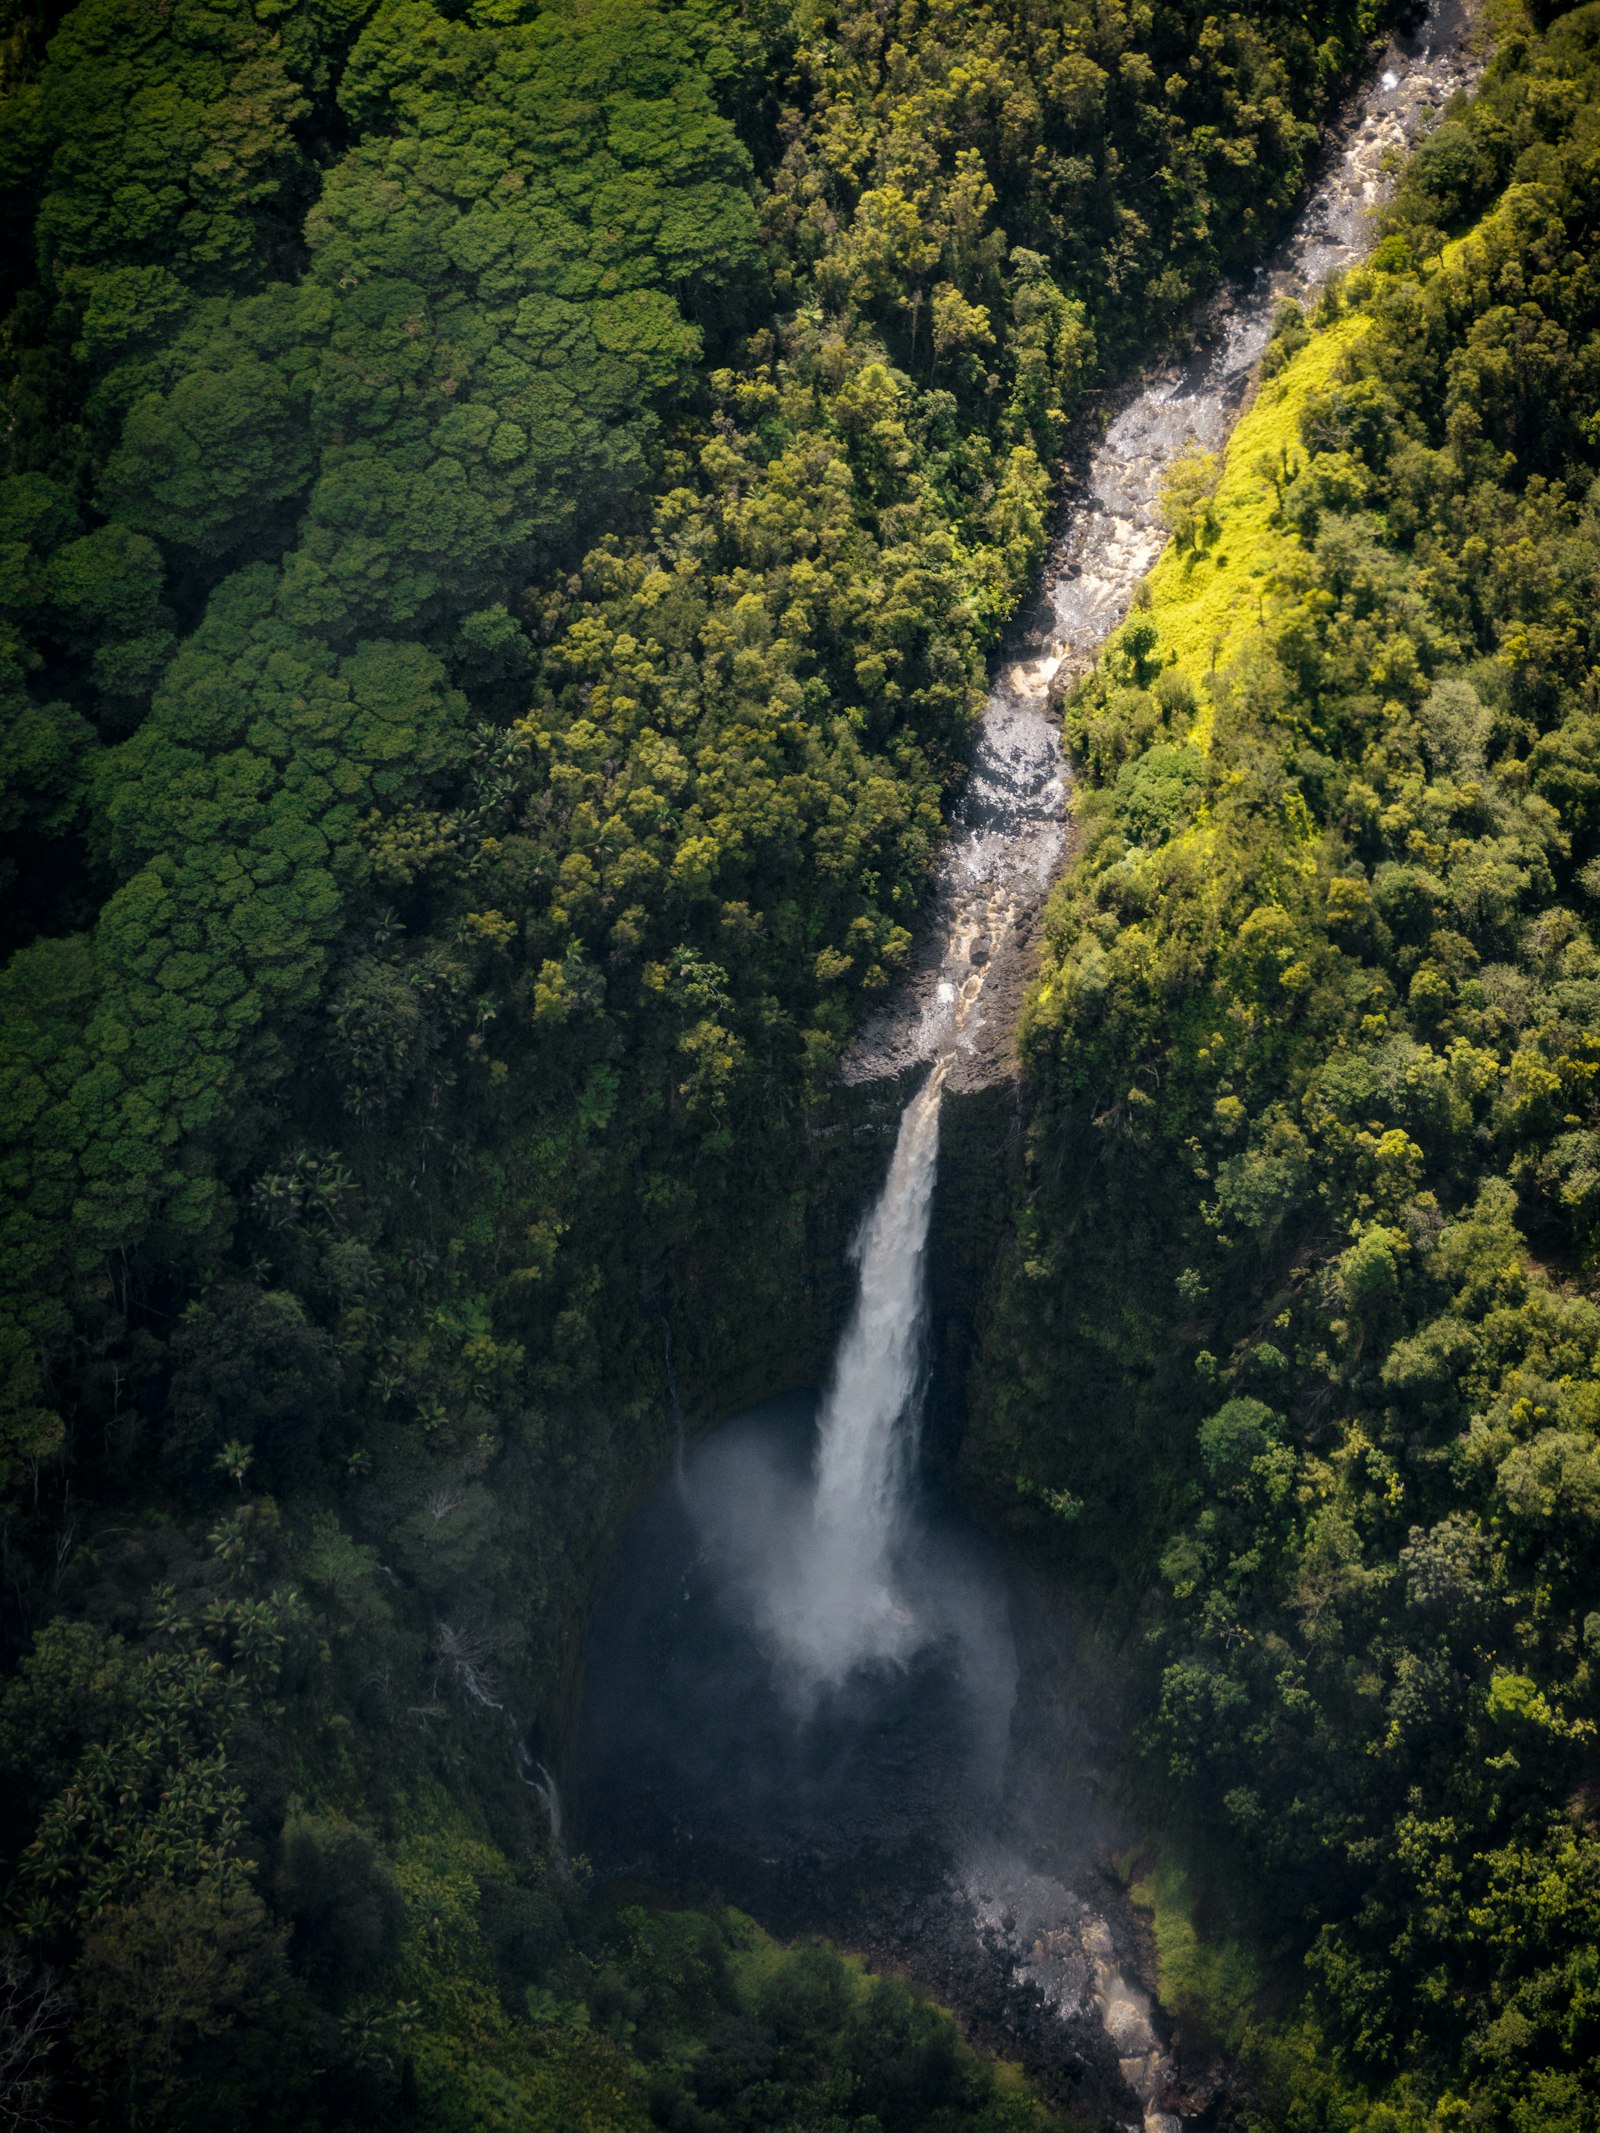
(572, 1391, 1018, 1922)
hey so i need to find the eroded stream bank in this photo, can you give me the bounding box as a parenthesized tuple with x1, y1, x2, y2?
(574, 7, 1485, 2129)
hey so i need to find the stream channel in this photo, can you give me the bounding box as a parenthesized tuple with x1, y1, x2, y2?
(572, 7, 1482, 2126)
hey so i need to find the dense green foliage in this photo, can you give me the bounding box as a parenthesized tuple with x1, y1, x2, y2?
(973, 7, 1600, 2122)
(0, 1478, 1063, 2129)
(0, 0, 1438, 2115)
(0, 0, 1397, 1502)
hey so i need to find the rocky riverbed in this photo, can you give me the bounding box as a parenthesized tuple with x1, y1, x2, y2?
(843, 0, 1483, 1102)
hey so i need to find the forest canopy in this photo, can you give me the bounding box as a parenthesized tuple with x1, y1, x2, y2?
(0, 0, 1557, 2120)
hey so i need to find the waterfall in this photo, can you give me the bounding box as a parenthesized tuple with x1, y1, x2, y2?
(766, 1060, 948, 1688)
(659, 1300, 687, 1495)
(527, 1755, 567, 1862)
(444, 1641, 567, 1864)
(756, 906, 996, 1692)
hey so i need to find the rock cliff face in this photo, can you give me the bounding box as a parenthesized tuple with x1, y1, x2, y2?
(696, 1056, 1027, 1473)
(925, 1073, 1026, 1461)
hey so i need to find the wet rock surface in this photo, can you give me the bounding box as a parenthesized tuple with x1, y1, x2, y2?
(811, 1575, 1236, 2133)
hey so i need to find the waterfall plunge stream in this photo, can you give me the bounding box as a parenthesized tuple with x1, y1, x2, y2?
(775, 918, 995, 1688)
(777, 1069, 944, 1684)
(576, 8, 1484, 2125)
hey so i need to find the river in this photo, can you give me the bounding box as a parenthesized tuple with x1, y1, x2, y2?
(844, 0, 1481, 1097)
(573, 6, 1484, 2127)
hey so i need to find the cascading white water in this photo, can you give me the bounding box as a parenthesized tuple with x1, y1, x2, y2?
(757, 905, 997, 1691)
(771, 1063, 948, 1685)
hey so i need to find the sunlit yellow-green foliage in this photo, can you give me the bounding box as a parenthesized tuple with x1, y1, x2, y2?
(978, 6, 1600, 2122)
(1142, 309, 1372, 742)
